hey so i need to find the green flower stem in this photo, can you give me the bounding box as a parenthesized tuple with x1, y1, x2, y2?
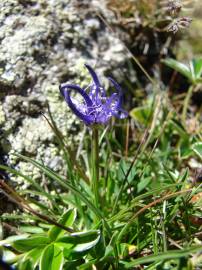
(182, 85, 194, 125)
(92, 127, 99, 209)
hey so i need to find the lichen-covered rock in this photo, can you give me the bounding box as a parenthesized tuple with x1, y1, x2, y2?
(0, 102, 5, 126)
(0, 0, 127, 188)
(0, 0, 126, 96)
(0, 4, 54, 95)
(9, 117, 53, 155)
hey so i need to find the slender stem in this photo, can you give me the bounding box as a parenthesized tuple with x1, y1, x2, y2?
(125, 120, 129, 157)
(182, 85, 194, 125)
(92, 127, 99, 208)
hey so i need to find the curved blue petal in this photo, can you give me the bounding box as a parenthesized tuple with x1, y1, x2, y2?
(59, 83, 93, 124)
(104, 93, 118, 107)
(88, 84, 106, 103)
(59, 83, 93, 107)
(103, 93, 119, 114)
(84, 64, 107, 103)
(107, 78, 128, 119)
(84, 64, 101, 87)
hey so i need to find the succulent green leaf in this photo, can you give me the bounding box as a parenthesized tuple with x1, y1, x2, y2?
(40, 244, 63, 270)
(56, 230, 100, 246)
(162, 58, 192, 81)
(23, 247, 44, 268)
(0, 234, 29, 245)
(162, 58, 202, 84)
(18, 259, 33, 270)
(192, 142, 202, 160)
(56, 230, 100, 259)
(13, 236, 50, 252)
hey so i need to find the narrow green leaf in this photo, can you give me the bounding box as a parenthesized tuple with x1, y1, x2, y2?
(178, 168, 189, 183)
(122, 246, 202, 268)
(193, 59, 202, 78)
(0, 165, 53, 202)
(14, 153, 112, 236)
(170, 119, 188, 139)
(49, 209, 76, 241)
(117, 184, 190, 242)
(109, 184, 180, 223)
(137, 177, 151, 193)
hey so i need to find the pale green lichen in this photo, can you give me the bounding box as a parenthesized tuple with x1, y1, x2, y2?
(0, 102, 5, 126)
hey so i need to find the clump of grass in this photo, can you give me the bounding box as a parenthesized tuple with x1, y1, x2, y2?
(0, 81, 201, 269)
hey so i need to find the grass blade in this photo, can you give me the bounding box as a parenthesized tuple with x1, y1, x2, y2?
(122, 246, 202, 268)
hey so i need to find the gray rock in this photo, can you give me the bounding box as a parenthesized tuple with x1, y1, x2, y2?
(0, 0, 127, 188)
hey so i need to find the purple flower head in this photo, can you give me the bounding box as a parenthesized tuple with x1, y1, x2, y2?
(59, 64, 128, 125)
